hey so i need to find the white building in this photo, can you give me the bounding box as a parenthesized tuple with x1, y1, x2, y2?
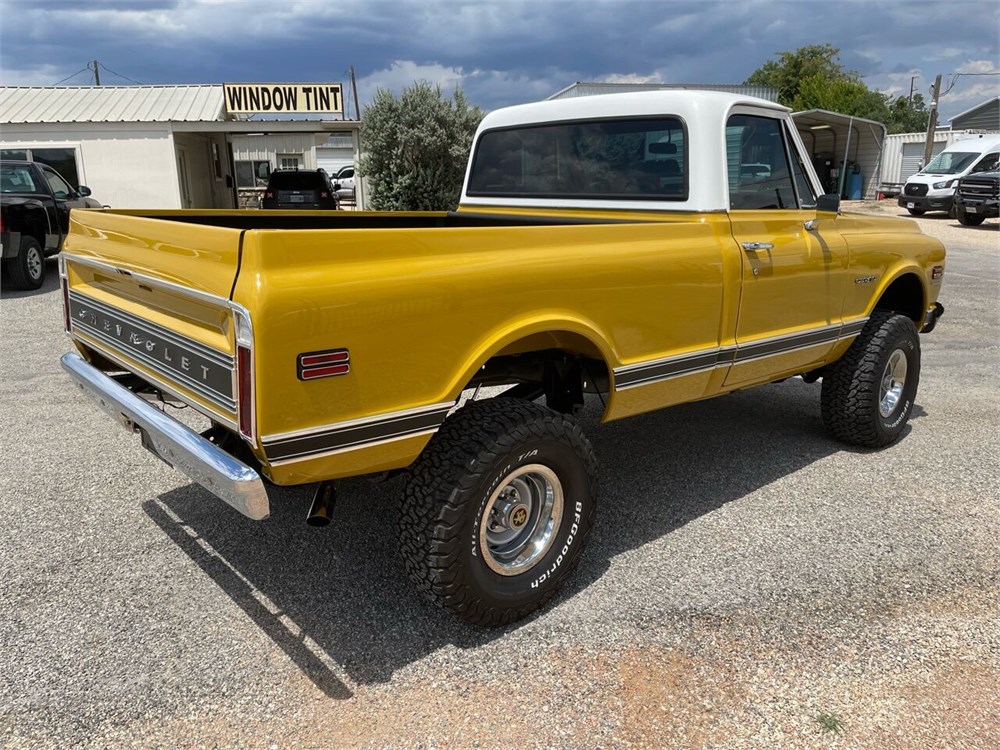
(0, 84, 362, 209)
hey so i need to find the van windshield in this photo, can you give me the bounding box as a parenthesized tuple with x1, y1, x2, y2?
(922, 151, 977, 175)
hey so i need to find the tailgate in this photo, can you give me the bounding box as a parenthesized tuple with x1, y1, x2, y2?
(61, 210, 245, 428)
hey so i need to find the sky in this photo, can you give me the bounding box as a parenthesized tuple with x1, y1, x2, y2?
(2, 0, 998, 122)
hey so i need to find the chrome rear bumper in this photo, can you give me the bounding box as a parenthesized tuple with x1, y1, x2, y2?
(60, 352, 269, 520)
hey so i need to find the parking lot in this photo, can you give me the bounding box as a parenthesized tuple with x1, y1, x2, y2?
(1, 206, 997, 749)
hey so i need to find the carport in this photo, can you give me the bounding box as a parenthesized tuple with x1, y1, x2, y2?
(792, 110, 886, 200)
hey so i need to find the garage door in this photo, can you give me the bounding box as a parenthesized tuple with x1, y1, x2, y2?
(901, 142, 946, 181)
(317, 147, 353, 177)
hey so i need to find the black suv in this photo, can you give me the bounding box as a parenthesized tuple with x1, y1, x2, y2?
(261, 169, 339, 210)
(953, 170, 999, 227)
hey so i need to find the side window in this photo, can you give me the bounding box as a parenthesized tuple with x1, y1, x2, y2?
(971, 153, 999, 174)
(42, 166, 73, 199)
(727, 114, 797, 210)
(786, 125, 817, 208)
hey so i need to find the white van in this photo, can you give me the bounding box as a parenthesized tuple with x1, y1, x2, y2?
(899, 135, 1000, 216)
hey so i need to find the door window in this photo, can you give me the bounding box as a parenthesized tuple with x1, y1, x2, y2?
(42, 166, 73, 198)
(727, 115, 797, 210)
(279, 154, 302, 170)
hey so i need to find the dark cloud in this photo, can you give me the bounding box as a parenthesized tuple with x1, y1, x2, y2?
(1, 0, 996, 118)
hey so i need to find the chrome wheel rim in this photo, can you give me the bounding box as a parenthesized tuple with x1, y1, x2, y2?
(879, 349, 908, 417)
(479, 464, 563, 576)
(26, 246, 43, 281)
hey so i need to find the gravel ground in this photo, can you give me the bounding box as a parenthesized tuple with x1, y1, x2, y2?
(1, 206, 997, 749)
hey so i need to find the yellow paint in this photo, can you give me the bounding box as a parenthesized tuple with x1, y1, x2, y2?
(64, 206, 946, 486)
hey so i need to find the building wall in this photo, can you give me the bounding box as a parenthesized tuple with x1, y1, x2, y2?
(230, 133, 320, 169)
(951, 100, 1000, 131)
(1, 122, 180, 208)
(172, 131, 233, 208)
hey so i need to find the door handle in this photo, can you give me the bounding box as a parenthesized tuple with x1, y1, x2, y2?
(804, 219, 819, 231)
(741, 242, 773, 251)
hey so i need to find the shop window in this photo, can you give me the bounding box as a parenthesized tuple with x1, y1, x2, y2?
(235, 160, 271, 188)
(1, 147, 80, 187)
(278, 154, 302, 170)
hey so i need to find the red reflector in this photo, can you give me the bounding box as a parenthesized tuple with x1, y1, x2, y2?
(300, 351, 349, 368)
(301, 363, 350, 379)
(237, 345, 253, 438)
(297, 348, 350, 380)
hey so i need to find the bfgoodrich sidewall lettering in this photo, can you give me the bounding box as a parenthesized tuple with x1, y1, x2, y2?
(466, 440, 595, 607)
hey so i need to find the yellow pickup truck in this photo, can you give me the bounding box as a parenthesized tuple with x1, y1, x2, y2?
(60, 91, 945, 625)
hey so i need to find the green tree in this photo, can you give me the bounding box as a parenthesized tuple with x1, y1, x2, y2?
(746, 45, 929, 134)
(359, 82, 483, 211)
(745, 43, 849, 106)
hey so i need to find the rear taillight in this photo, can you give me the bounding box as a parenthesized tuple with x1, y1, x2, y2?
(320, 191, 329, 199)
(59, 256, 71, 333)
(231, 304, 255, 443)
(265, 191, 273, 199)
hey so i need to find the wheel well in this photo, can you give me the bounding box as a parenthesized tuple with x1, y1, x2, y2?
(874, 273, 924, 323)
(3, 204, 47, 244)
(466, 331, 611, 414)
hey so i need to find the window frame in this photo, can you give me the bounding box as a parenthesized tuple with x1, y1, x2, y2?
(466, 115, 691, 203)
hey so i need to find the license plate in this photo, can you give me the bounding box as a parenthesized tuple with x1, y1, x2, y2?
(965, 206, 977, 213)
(907, 202, 915, 209)
(291, 194, 304, 203)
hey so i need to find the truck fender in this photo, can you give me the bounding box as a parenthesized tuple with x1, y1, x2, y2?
(444, 313, 620, 404)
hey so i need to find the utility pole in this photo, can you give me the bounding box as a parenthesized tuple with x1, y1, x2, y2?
(908, 75, 917, 103)
(922, 74, 942, 167)
(349, 65, 360, 121)
(92, 59, 101, 86)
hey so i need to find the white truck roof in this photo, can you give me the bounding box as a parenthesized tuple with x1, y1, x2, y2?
(462, 90, 806, 213)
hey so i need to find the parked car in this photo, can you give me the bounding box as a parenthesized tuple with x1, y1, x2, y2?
(1, 160, 102, 290)
(953, 170, 999, 226)
(333, 165, 355, 201)
(899, 137, 1000, 216)
(261, 169, 338, 210)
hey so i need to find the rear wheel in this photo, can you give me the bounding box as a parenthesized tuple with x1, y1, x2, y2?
(3, 236, 45, 290)
(822, 312, 920, 448)
(956, 210, 986, 226)
(399, 398, 597, 626)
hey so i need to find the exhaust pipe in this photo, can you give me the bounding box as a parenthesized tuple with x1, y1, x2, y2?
(307, 481, 336, 527)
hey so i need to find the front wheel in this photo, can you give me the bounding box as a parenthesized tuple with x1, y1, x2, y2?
(399, 398, 597, 626)
(821, 312, 920, 448)
(907, 207, 926, 216)
(956, 210, 986, 226)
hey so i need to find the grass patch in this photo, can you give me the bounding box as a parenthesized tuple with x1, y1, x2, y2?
(816, 711, 845, 735)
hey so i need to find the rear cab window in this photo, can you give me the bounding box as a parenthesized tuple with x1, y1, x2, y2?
(466, 117, 688, 201)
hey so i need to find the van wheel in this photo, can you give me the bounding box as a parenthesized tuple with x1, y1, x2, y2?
(3, 236, 46, 290)
(399, 398, 597, 626)
(956, 210, 986, 226)
(907, 208, 926, 216)
(822, 312, 920, 448)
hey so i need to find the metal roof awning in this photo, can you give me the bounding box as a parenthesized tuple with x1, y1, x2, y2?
(0, 85, 226, 124)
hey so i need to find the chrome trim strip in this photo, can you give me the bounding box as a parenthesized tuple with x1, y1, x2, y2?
(262, 401, 457, 444)
(69, 338, 238, 431)
(61, 253, 231, 308)
(61, 352, 268, 520)
(612, 318, 869, 392)
(261, 401, 456, 463)
(266, 428, 440, 467)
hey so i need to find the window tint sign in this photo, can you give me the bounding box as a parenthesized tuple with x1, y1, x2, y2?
(224, 83, 343, 114)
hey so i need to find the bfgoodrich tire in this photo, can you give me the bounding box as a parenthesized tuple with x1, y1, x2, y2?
(399, 398, 597, 626)
(822, 312, 920, 448)
(3, 236, 45, 290)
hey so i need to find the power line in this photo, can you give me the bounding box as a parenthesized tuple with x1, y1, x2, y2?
(97, 62, 143, 85)
(53, 67, 91, 85)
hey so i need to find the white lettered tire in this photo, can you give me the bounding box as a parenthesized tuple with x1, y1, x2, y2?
(398, 398, 597, 626)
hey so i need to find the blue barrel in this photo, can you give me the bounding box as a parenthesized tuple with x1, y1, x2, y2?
(848, 171, 864, 200)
